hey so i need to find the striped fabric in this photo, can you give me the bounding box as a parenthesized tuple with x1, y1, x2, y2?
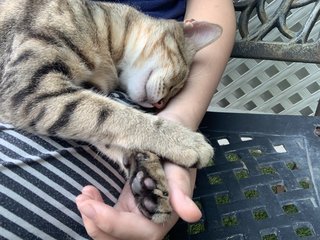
(0, 92, 148, 239)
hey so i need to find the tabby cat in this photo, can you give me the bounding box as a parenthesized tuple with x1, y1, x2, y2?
(0, 0, 222, 223)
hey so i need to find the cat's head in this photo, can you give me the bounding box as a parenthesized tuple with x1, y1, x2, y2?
(119, 18, 222, 109)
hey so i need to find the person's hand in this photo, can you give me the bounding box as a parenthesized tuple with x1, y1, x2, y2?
(76, 162, 201, 240)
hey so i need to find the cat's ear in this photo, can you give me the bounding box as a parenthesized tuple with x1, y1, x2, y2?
(183, 19, 222, 51)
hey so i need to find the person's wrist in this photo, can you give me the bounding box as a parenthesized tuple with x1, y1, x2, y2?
(157, 110, 198, 130)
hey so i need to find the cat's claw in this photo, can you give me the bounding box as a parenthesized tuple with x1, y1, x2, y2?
(126, 152, 171, 223)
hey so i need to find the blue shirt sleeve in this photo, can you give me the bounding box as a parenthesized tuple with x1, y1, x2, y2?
(96, 0, 186, 21)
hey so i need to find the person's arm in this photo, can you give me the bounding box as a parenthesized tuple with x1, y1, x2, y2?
(158, 0, 236, 129)
(158, 0, 236, 228)
(76, 1, 236, 239)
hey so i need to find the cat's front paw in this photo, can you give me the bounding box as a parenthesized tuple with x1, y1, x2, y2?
(125, 151, 171, 223)
(189, 132, 214, 168)
(163, 127, 214, 169)
(148, 118, 214, 169)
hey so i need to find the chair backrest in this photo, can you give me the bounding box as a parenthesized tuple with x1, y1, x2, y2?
(210, 0, 320, 116)
(232, 0, 320, 63)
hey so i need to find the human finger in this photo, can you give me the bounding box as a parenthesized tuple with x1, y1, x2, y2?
(164, 162, 202, 222)
(77, 197, 169, 240)
(81, 185, 104, 202)
(76, 194, 113, 240)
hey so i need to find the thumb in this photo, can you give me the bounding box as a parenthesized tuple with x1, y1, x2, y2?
(164, 162, 202, 222)
(170, 183, 202, 222)
(81, 185, 104, 202)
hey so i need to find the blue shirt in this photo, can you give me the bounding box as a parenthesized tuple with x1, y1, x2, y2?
(97, 0, 186, 20)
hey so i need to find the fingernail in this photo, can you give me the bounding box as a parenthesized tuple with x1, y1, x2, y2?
(76, 194, 90, 203)
(78, 204, 96, 219)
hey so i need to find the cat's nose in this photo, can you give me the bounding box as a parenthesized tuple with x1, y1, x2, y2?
(152, 100, 165, 109)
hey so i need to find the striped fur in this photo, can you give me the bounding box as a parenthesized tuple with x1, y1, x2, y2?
(0, 0, 221, 223)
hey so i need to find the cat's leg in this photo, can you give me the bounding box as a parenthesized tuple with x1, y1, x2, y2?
(6, 79, 213, 169)
(2, 41, 213, 176)
(2, 43, 213, 169)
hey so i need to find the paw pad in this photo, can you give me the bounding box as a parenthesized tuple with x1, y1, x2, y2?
(128, 151, 172, 223)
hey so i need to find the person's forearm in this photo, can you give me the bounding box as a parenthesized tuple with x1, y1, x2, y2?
(158, 0, 236, 130)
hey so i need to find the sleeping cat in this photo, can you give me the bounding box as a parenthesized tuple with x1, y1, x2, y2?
(0, 0, 221, 223)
